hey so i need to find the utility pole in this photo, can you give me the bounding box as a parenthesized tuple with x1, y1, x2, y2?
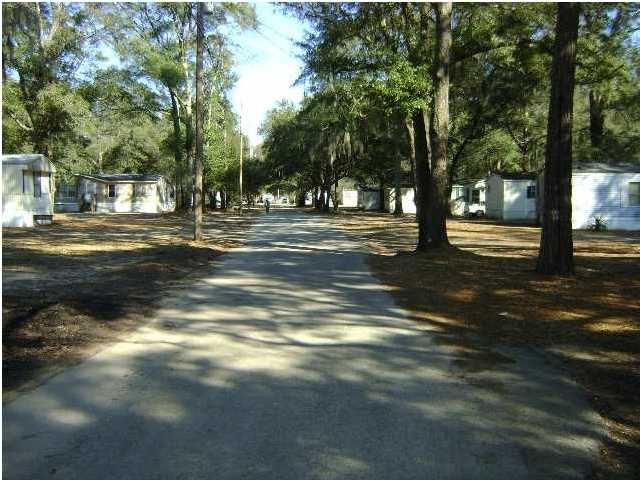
(239, 105, 243, 215)
(193, 2, 204, 241)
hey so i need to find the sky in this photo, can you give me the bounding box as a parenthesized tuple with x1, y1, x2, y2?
(229, 3, 309, 147)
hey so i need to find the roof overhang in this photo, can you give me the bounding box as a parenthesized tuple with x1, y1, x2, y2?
(2, 154, 56, 173)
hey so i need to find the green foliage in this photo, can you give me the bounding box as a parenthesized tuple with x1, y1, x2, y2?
(3, 1, 639, 204)
(283, 1, 640, 194)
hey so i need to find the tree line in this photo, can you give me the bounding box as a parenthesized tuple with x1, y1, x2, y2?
(260, 2, 639, 274)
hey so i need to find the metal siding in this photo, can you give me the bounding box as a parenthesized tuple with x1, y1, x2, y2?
(572, 172, 640, 229)
(2, 165, 55, 227)
(503, 180, 537, 220)
(342, 189, 358, 208)
(486, 176, 502, 218)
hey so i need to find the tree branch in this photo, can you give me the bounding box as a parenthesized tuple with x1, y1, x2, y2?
(6, 109, 34, 131)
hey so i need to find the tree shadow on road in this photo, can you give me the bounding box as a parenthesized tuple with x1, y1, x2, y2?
(4, 212, 603, 479)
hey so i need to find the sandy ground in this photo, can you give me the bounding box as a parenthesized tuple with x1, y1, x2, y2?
(327, 210, 640, 480)
(2, 210, 256, 399)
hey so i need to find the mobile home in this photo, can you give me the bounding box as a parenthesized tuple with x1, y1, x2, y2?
(450, 179, 486, 216)
(387, 188, 417, 214)
(339, 184, 380, 210)
(77, 173, 175, 213)
(538, 162, 640, 230)
(386, 172, 417, 214)
(341, 188, 359, 207)
(2, 154, 56, 227)
(486, 171, 537, 221)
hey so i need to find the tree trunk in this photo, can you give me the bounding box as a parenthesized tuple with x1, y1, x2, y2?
(446, 134, 472, 214)
(182, 64, 194, 210)
(297, 189, 307, 207)
(537, 2, 579, 276)
(405, 116, 419, 220)
(169, 89, 183, 209)
(426, 1, 452, 249)
(588, 89, 605, 152)
(321, 184, 330, 213)
(413, 108, 432, 250)
(193, 3, 204, 241)
(314, 186, 320, 210)
(393, 156, 403, 216)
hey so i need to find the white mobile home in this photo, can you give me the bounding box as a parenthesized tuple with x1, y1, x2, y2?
(77, 173, 175, 213)
(450, 183, 468, 216)
(2, 154, 56, 227)
(569, 163, 640, 230)
(339, 185, 380, 210)
(387, 188, 416, 214)
(450, 179, 486, 216)
(341, 188, 359, 207)
(385, 172, 417, 214)
(486, 171, 537, 221)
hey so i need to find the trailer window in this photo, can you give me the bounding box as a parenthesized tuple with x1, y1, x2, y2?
(33, 172, 42, 197)
(108, 184, 116, 198)
(471, 189, 480, 203)
(630, 182, 640, 205)
(527, 185, 536, 198)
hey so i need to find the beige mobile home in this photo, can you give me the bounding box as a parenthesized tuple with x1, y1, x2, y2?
(77, 173, 175, 213)
(2, 154, 56, 227)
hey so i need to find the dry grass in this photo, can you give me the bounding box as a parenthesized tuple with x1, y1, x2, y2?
(330, 210, 640, 480)
(2, 210, 257, 399)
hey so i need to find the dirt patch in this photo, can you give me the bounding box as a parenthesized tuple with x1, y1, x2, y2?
(3, 210, 257, 400)
(328, 210, 640, 480)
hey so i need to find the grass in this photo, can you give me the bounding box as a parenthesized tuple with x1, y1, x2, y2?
(329, 210, 639, 480)
(2, 210, 257, 400)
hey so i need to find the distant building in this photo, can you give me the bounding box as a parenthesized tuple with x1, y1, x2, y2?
(450, 178, 486, 216)
(385, 172, 416, 214)
(2, 154, 56, 227)
(76, 173, 175, 214)
(486, 171, 538, 221)
(340, 184, 381, 211)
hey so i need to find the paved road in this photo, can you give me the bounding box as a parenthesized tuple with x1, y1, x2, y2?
(3, 210, 603, 479)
